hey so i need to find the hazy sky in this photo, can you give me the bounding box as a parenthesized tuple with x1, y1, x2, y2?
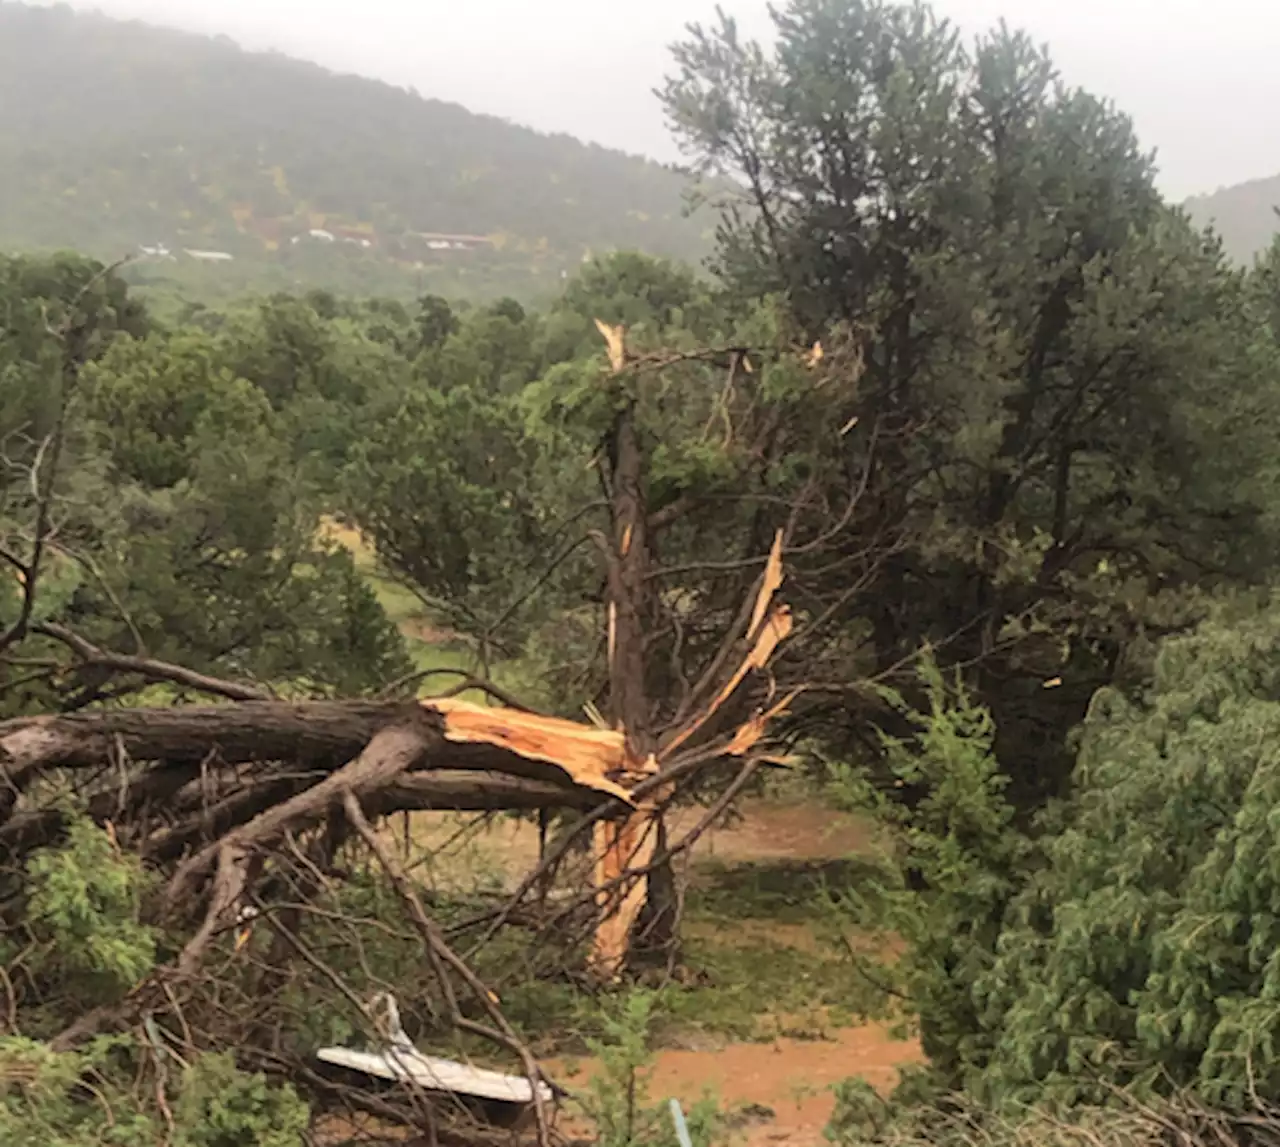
(30, 0, 1280, 200)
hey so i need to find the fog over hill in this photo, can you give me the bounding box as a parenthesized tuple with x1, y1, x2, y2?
(1185, 175, 1280, 265)
(0, 2, 718, 301)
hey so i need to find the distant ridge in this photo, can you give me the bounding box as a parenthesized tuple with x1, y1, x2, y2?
(1185, 173, 1280, 264)
(0, 2, 716, 300)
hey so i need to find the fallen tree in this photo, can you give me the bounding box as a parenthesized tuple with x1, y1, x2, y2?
(1, 646, 793, 1141)
(0, 317, 813, 1146)
(0, 698, 630, 858)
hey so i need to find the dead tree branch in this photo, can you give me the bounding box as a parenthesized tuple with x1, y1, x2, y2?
(33, 622, 272, 701)
(343, 790, 553, 1147)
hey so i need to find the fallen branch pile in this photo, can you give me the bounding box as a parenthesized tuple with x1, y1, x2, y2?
(0, 650, 790, 1141)
(0, 319, 817, 1145)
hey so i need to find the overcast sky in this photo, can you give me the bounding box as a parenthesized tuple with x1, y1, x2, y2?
(30, 0, 1280, 200)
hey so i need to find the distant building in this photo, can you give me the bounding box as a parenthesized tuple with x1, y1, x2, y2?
(138, 243, 174, 260)
(290, 228, 367, 247)
(184, 249, 234, 262)
(330, 226, 376, 248)
(411, 231, 494, 251)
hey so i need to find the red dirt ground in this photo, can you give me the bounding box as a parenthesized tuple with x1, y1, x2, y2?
(410, 798, 920, 1147)
(549, 1021, 920, 1147)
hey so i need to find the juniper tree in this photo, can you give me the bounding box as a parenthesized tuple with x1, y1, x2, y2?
(0, 254, 410, 715)
(661, 0, 1280, 803)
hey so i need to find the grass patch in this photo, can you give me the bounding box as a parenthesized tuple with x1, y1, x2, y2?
(320, 513, 544, 703)
(654, 857, 889, 1043)
(687, 857, 885, 926)
(657, 933, 863, 1043)
(419, 851, 889, 1054)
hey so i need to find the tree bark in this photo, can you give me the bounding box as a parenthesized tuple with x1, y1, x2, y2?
(634, 812, 680, 962)
(0, 700, 630, 866)
(0, 699, 436, 778)
(595, 392, 681, 972)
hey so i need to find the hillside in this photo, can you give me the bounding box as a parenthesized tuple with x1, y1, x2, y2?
(0, 2, 715, 301)
(1185, 174, 1280, 264)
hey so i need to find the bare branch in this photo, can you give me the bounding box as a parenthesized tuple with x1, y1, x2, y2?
(343, 790, 553, 1147)
(376, 665, 534, 711)
(33, 622, 271, 701)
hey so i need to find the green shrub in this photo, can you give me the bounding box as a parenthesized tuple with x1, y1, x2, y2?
(0, 1037, 308, 1147)
(571, 990, 721, 1147)
(24, 817, 158, 1006)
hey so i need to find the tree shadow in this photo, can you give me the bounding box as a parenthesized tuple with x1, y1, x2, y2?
(688, 856, 886, 923)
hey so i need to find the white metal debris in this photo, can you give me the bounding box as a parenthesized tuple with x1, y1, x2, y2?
(315, 1045, 554, 1105)
(315, 992, 554, 1107)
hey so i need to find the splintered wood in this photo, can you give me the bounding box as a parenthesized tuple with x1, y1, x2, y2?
(585, 537, 794, 978)
(590, 803, 662, 981)
(431, 698, 631, 803)
(579, 319, 796, 981)
(661, 530, 791, 761)
(594, 318, 627, 372)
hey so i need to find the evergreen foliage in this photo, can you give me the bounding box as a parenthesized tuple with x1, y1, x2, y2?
(661, 0, 1280, 803)
(6, 1, 1280, 1141)
(827, 601, 1280, 1139)
(2, 819, 309, 1146)
(0, 251, 412, 714)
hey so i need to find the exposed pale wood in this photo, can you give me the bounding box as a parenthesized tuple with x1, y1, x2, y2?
(660, 605, 794, 760)
(724, 687, 804, 757)
(433, 697, 630, 802)
(748, 530, 785, 640)
(588, 801, 663, 981)
(594, 318, 626, 372)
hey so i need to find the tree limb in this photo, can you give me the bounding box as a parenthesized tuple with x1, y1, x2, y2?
(34, 622, 271, 701)
(343, 791, 553, 1147)
(164, 721, 440, 911)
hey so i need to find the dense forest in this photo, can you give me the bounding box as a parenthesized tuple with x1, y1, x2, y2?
(7, 1, 1280, 1145)
(0, 3, 717, 303)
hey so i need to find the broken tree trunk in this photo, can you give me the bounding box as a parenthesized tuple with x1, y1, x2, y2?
(584, 320, 799, 979)
(588, 321, 673, 979)
(0, 697, 633, 867)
